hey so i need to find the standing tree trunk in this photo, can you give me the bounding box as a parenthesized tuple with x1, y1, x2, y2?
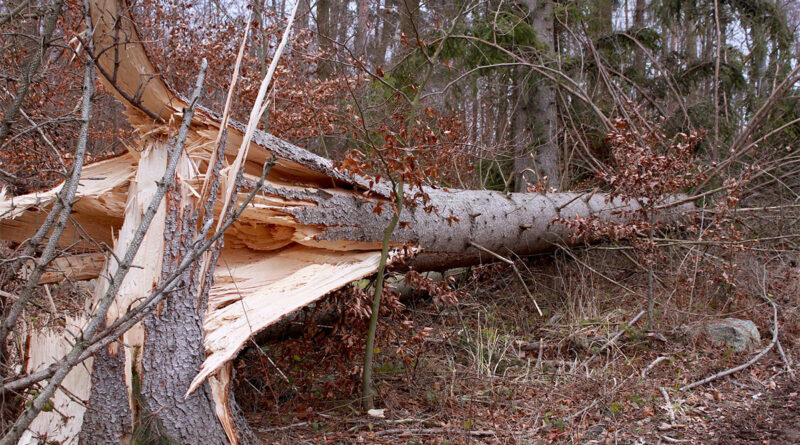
(316, 0, 332, 77)
(374, 0, 397, 66)
(354, 0, 369, 58)
(633, 0, 648, 80)
(297, 0, 309, 30)
(513, 0, 558, 191)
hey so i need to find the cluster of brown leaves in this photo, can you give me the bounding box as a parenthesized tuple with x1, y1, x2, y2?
(600, 115, 705, 205)
(338, 103, 467, 216)
(133, 1, 359, 145)
(404, 270, 464, 306)
(0, 0, 127, 194)
(558, 109, 705, 246)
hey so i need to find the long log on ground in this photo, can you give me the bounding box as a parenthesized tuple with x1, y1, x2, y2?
(0, 0, 694, 443)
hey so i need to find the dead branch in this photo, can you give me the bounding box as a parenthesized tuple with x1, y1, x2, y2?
(679, 292, 778, 392)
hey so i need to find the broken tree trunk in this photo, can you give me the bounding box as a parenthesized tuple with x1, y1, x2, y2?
(0, 0, 694, 442)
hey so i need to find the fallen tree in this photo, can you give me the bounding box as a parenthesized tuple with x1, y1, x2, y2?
(0, 0, 694, 443)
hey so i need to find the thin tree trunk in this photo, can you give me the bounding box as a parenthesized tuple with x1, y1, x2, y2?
(633, 0, 647, 79)
(374, 0, 397, 65)
(513, 0, 558, 191)
(316, 0, 332, 77)
(297, 0, 309, 29)
(355, 0, 369, 58)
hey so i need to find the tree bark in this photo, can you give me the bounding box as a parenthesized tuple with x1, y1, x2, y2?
(513, 0, 558, 191)
(633, 0, 648, 79)
(354, 0, 369, 58)
(316, 0, 332, 77)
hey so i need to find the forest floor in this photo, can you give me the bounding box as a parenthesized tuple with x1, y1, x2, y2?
(235, 246, 800, 444)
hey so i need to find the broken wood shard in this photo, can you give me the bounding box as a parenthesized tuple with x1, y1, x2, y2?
(19, 317, 93, 445)
(193, 246, 410, 393)
(19, 252, 106, 284)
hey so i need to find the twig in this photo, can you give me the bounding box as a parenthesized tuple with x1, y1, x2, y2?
(0, 0, 30, 26)
(469, 241, 542, 316)
(557, 245, 637, 294)
(641, 356, 668, 378)
(584, 310, 645, 367)
(660, 387, 676, 422)
(374, 428, 496, 437)
(661, 435, 689, 443)
(255, 422, 308, 432)
(43, 284, 57, 315)
(776, 339, 795, 379)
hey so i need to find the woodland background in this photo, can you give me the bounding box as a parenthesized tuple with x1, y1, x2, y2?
(2, 0, 800, 442)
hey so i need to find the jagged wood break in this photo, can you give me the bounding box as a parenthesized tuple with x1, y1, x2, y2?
(0, 0, 693, 443)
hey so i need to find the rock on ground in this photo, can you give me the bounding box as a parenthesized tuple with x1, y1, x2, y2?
(703, 318, 761, 352)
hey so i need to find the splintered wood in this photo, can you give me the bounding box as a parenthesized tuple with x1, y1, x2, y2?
(18, 318, 93, 445)
(193, 246, 405, 392)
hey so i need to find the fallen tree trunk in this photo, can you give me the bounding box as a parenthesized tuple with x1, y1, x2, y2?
(0, 0, 694, 442)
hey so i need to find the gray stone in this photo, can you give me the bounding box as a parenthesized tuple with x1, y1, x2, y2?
(704, 318, 761, 352)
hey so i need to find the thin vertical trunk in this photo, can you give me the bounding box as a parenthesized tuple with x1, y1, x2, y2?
(513, 0, 558, 191)
(297, 0, 309, 29)
(355, 0, 369, 58)
(494, 76, 508, 150)
(374, 0, 397, 65)
(470, 80, 479, 148)
(632, 0, 647, 79)
(316, 0, 332, 77)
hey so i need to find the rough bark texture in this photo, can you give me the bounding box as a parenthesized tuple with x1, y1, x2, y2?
(78, 346, 132, 445)
(513, 0, 558, 191)
(138, 196, 231, 444)
(251, 183, 690, 270)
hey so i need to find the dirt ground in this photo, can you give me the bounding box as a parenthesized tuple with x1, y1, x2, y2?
(235, 250, 800, 444)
